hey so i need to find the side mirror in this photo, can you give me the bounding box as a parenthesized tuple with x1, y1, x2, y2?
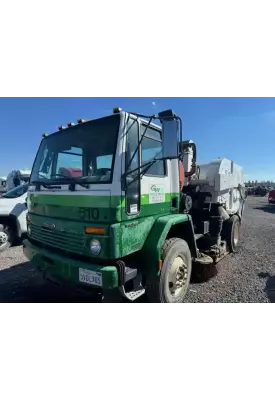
(158, 110, 179, 159)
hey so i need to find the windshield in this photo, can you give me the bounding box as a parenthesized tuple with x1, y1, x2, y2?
(2, 184, 29, 199)
(30, 114, 120, 185)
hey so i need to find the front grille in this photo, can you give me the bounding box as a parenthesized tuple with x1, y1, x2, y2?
(30, 223, 85, 254)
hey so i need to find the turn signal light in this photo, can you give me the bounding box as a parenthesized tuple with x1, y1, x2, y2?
(85, 227, 105, 235)
(158, 260, 163, 271)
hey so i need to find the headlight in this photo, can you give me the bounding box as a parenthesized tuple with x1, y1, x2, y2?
(90, 239, 101, 255)
(27, 225, 31, 236)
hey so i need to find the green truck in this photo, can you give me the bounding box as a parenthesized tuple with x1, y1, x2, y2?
(23, 108, 246, 302)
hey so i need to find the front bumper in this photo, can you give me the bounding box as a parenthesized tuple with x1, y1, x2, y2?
(23, 239, 119, 289)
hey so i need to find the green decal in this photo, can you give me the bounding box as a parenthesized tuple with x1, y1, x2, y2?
(149, 184, 165, 204)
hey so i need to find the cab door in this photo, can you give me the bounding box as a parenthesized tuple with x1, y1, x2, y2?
(139, 123, 171, 217)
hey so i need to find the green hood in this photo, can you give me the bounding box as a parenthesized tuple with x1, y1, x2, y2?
(28, 192, 122, 223)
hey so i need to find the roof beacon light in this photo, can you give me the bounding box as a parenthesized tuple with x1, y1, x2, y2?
(113, 107, 122, 114)
(67, 122, 75, 127)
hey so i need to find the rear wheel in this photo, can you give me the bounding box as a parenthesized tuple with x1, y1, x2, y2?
(222, 215, 240, 253)
(146, 238, 192, 303)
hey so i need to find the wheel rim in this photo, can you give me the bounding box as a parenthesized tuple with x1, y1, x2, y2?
(168, 256, 188, 298)
(233, 221, 239, 246)
(0, 231, 8, 249)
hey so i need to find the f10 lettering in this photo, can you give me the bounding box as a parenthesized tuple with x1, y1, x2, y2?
(78, 208, 99, 220)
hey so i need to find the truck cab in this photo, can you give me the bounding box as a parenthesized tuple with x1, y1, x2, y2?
(23, 108, 246, 302)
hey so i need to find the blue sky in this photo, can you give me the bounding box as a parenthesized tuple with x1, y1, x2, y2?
(0, 97, 275, 181)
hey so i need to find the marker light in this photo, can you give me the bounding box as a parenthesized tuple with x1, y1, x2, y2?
(42, 133, 48, 138)
(58, 126, 66, 131)
(77, 119, 86, 124)
(67, 122, 75, 127)
(113, 107, 122, 114)
(85, 227, 105, 235)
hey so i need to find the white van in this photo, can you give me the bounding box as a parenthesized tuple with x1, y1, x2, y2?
(0, 176, 6, 193)
(0, 184, 28, 253)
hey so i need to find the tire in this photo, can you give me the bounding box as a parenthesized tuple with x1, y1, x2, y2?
(222, 215, 240, 253)
(0, 225, 14, 253)
(146, 238, 192, 303)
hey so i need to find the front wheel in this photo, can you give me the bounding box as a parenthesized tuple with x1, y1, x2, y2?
(146, 238, 192, 303)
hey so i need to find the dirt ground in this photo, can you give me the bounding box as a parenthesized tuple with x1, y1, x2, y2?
(1, 196, 275, 303)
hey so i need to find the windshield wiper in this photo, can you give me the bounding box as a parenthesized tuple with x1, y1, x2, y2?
(32, 174, 90, 191)
(49, 174, 89, 190)
(31, 180, 62, 189)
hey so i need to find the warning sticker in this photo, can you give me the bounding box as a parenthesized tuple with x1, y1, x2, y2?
(149, 184, 165, 204)
(130, 204, 138, 213)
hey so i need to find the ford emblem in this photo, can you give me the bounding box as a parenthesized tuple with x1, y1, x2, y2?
(43, 223, 56, 229)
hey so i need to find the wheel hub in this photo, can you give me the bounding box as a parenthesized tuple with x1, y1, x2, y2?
(169, 256, 188, 297)
(0, 231, 8, 245)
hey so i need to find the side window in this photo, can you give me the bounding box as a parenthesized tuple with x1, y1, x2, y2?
(141, 125, 166, 176)
(125, 118, 140, 214)
(126, 120, 139, 172)
(56, 147, 83, 177)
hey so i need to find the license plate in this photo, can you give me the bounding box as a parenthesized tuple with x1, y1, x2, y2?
(79, 268, 102, 287)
